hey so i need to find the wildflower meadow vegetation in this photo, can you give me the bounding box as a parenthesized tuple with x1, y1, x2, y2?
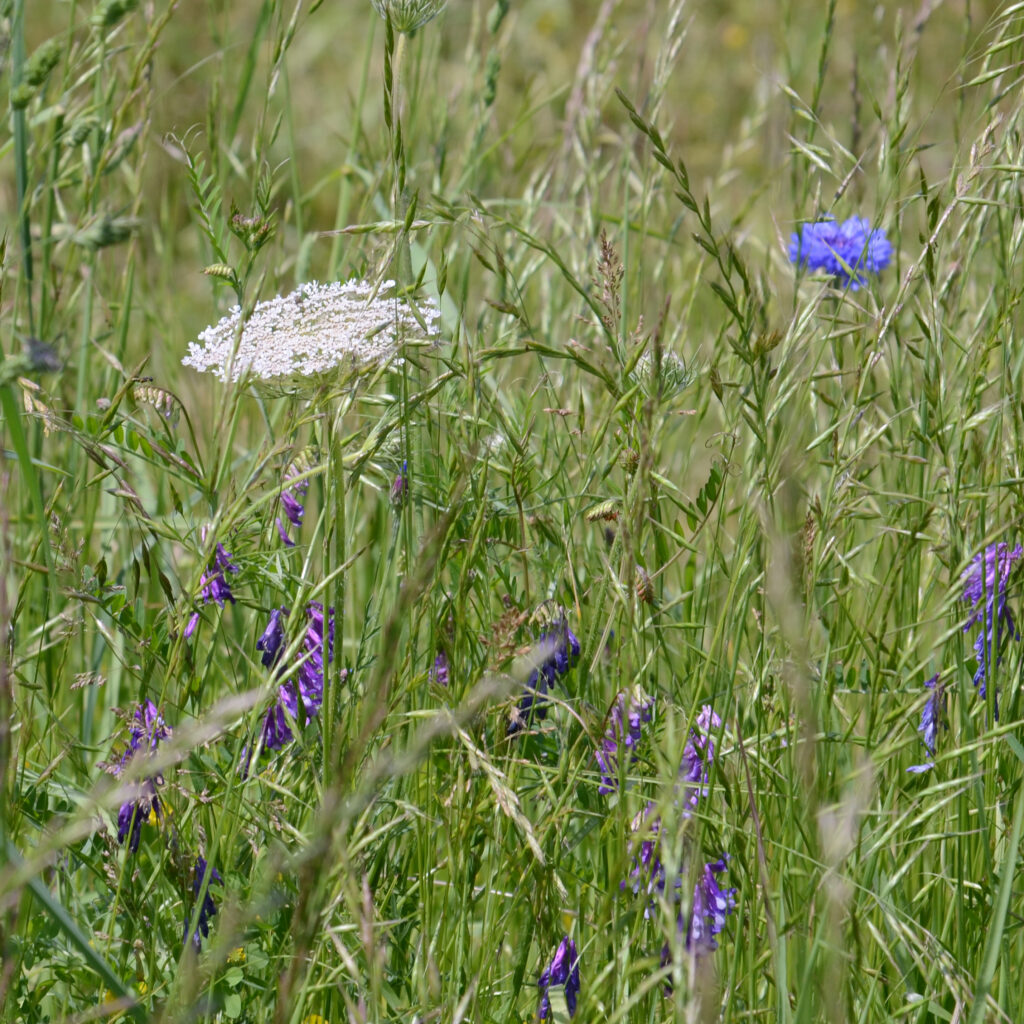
(3, 0, 1024, 1020)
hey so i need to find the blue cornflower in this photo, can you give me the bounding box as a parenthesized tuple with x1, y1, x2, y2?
(595, 686, 655, 794)
(508, 613, 580, 735)
(962, 542, 1022, 713)
(679, 705, 721, 810)
(789, 215, 893, 289)
(258, 602, 337, 751)
(907, 673, 942, 774)
(538, 936, 580, 1019)
(108, 701, 170, 853)
(184, 856, 222, 952)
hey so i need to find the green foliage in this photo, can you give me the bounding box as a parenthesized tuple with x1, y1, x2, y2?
(3, 1, 1024, 1022)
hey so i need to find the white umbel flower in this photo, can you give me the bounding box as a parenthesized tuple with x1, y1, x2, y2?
(182, 279, 440, 385)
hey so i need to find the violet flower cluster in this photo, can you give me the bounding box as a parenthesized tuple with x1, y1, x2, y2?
(538, 935, 580, 1019)
(679, 705, 721, 809)
(595, 686, 655, 794)
(184, 856, 222, 952)
(906, 674, 941, 774)
(961, 542, 1022, 713)
(615, 704, 736, 977)
(185, 542, 239, 639)
(789, 215, 892, 289)
(256, 601, 336, 750)
(507, 614, 580, 735)
(276, 473, 309, 547)
(102, 703, 221, 952)
(107, 700, 170, 853)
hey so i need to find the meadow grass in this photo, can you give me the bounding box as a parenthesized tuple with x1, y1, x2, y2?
(3, 0, 1024, 1021)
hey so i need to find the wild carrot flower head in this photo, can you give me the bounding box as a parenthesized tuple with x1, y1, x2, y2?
(789, 216, 892, 289)
(595, 686, 655, 794)
(182, 279, 441, 386)
(907, 674, 942, 774)
(538, 935, 580, 1019)
(106, 701, 170, 853)
(184, 856, 222, 952)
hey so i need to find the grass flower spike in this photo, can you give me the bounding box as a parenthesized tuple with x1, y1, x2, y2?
(182, 280, 440, 385)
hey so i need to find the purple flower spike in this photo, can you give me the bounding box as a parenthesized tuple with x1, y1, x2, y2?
(685, 856, 738, 953)
(108, 701, 170, 853)
(538, 936, 580, 1019)
(391, 460, 408, 508)
(679, 705, 721, 809)
(961, 542, 1022, 714)
(276, 470, 310, 545)
(596, 686, 654, 794)
(508, 611, 581, 735)
(908, 673, 942, 774)
(257, 607, 288, 668)
(199, 543, 239, 606)
(184, 856, 222, 952)
(431, 651, 449, 686)
(258, 603, 337, 752)
(789, 215, 893, 289)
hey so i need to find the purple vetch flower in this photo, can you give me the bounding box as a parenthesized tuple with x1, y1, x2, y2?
(660, 856, 738, 975)
(907, 673, 942, 774)
(276, 470, 310, 547)
(390, 460, 408, 508)
(962, 543, 1022, 711)
(184, 856, 222, 952)
(199, 543, 239, 606)
(685, 856, 738, 952)
(595, 686, 655, 794)
(107, 701, 170, 853)
(622, 803, 671, 909)
(257, 607, 288, 668)
(507, 613, 581, 736)
(538, 935, 580, 1019)
(679, 705, 721, 809)
(431, 651, 449, 686)
(789, 215, 893, 290)
(185, 540, 239, 636)
(258, 602, 337, 751)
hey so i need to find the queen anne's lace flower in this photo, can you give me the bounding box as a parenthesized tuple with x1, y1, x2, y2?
(182, 280, 441, 384)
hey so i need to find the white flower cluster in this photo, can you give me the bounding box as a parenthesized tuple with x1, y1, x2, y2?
(182, 279, 441, 385)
